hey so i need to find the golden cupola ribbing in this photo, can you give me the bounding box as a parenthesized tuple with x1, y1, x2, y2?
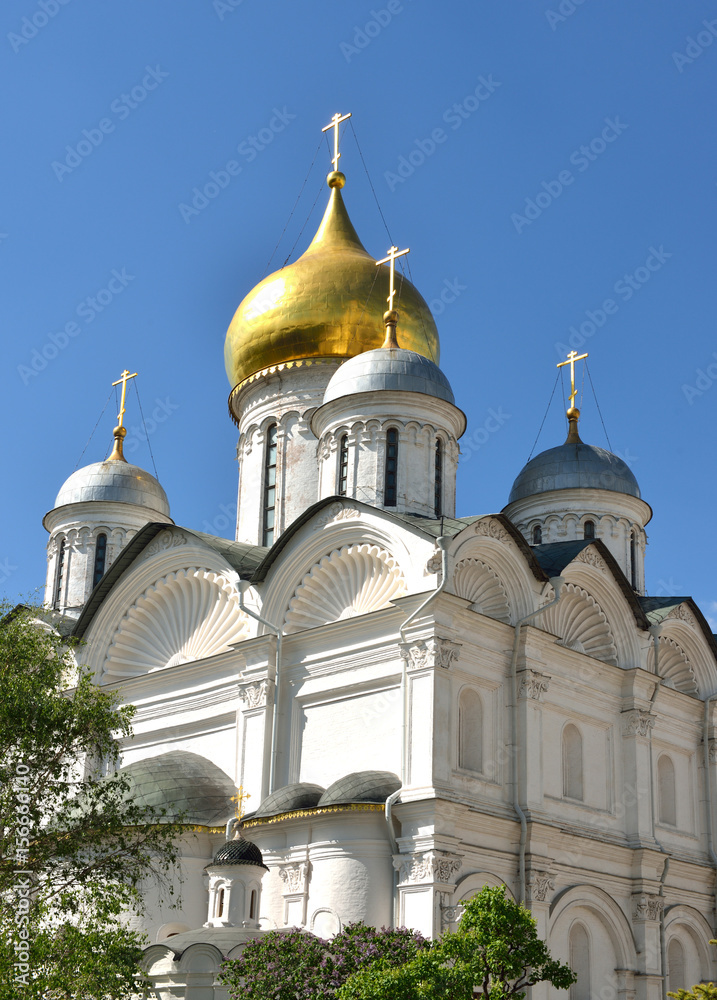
(223, 170, 440, 392)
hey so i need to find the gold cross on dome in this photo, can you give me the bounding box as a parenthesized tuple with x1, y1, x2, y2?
(111, 368, 138, 428)
(557, 350, 588, 409)
(321, 111, 352, 170)
(376, 245, 410, 312)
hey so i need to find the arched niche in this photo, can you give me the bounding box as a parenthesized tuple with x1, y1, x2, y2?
(540, 583, 618, 666)
(549, 885, 637, 974)
(560, 564, 643, 668)
(664, 904, 717, 984)
(657, 618, 717, 699)
(449, 517, 540, 623)
(648, 637, 698, 696)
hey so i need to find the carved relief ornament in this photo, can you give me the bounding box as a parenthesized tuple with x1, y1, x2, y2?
(395, 852, 462, 885)
(399, 637, 461, 671)
(313, 502, 361, 529)
(141, 529, 188, 560)
(518, 669, 551, 701)
(473, 518, 510, 543)
(575, 547, 607, 573)
(621, 710, 655, 738)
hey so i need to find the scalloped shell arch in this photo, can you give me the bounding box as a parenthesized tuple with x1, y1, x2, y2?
(539, 583, 618, 665)
(284, 543, 406, 633)
(103, 569, 249, 680)
(453, 558, 511, 623)
(648, 636, 698, 695)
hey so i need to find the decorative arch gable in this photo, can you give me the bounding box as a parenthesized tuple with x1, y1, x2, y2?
(453, 557, 511, 623)
(284, 543, 406, 633)
(103, 568, 249, 681)
(648, 636, 699, 696)
(540, 583, 618, 665)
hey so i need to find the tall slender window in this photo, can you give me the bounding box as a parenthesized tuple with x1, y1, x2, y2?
(532, 525, 542, 545)
(584, 519, 595, 540)
(53, 538, 66, 609)
(562, 724, 584, 801)
(384, 428, 398, 507)
(630, 531, 637, 589)
(668, 939, 685, 995)
(569, 923, 591, 1000)
(458, 689, 482, 773)
(262, 424, 278, 547)
(434, 438, 443, 517)
(249, 889, 257, 920)
(337, 434, 349, 496)
(92, 533, 107, 589)
(658, 755, 676, 826)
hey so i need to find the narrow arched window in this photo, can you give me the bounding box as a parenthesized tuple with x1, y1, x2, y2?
(562, 724, 583, 801)
(569, 923, 591, 1000)
(337, 434, 349, 496)
(249, 889, 257, 920)
(584, 520, 595, 540)
(53, 538, 66, 609)
(658, 755, 676, 826)
(92, 533, 107, 589)
(434, 438, 443, 517)
(262, 424, 278, 547)
(532, 525, 542, 545)
(215, 888, 225, 918)
(458, 688, 482, 773)
(384, 428, 398, 507)
(668, 939, 685, 995)
(630, 531, 637, 588)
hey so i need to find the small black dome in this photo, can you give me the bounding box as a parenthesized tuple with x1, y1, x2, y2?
(318, 770, 401, 807)
(253, 782, 326, 819)
(211, 838, 267, 869)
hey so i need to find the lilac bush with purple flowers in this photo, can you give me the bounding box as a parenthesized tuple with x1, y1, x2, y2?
(219, 923, 430, 1000)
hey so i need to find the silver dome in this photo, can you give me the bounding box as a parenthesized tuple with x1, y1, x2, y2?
(323, 348, 455, 405)
(509, 441, 640, 504)
(53, 459, 170, 516)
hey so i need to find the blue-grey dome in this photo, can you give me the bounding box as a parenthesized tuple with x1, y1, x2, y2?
(253, 783, 325, 819)
(119, 751, 236, 826)
(317, 770, 401, 807)
(509, 441, 640, 504)
(53, 459, 170, 517)
(323, 348, 455, 405)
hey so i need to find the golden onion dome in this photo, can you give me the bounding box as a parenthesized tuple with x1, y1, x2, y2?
(224, 171, 440, 389)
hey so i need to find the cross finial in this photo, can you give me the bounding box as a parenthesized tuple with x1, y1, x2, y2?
(376, 245, 410, 313)
(557, 350, 588, 411)
(557, 350, 587, 443)
(321, 111, 352, 171)
(108, 368, 138, 462)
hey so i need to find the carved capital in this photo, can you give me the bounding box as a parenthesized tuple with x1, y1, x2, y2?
(518, 669, 551, 701)
(621, 709, 655, 738)
(394, 851, 462, 886)
(632, 893, 664, 922)
(399, 638, 461, 671)
(527, 871, 555, 902)
(238, 679, 273, 710)
(278, 861, 310, 895)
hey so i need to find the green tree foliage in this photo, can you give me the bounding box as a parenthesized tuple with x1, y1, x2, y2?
(0, 603, 184, 1000)
(219, 923, 430, 1000)
(338, 886, 576, 1000)
(667, 939, 717, 1000)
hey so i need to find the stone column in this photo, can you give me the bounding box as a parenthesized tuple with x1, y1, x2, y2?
(517, 663, 551, 813)
(238, 676, 275, 804)
(399, 637, 461, 789)
(632, 892, 664, 1000)
(526, 868, 556, 1000)
(394, 851, 462, 938)
(621, 707, 656, 845)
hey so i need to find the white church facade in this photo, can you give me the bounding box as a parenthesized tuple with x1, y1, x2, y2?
(41, 126, 717, 1000)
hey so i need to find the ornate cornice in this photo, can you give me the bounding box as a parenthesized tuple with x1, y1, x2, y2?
(242, 802, 384, 828)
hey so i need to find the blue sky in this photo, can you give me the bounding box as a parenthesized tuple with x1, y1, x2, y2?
(2, 0, 716, 621)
